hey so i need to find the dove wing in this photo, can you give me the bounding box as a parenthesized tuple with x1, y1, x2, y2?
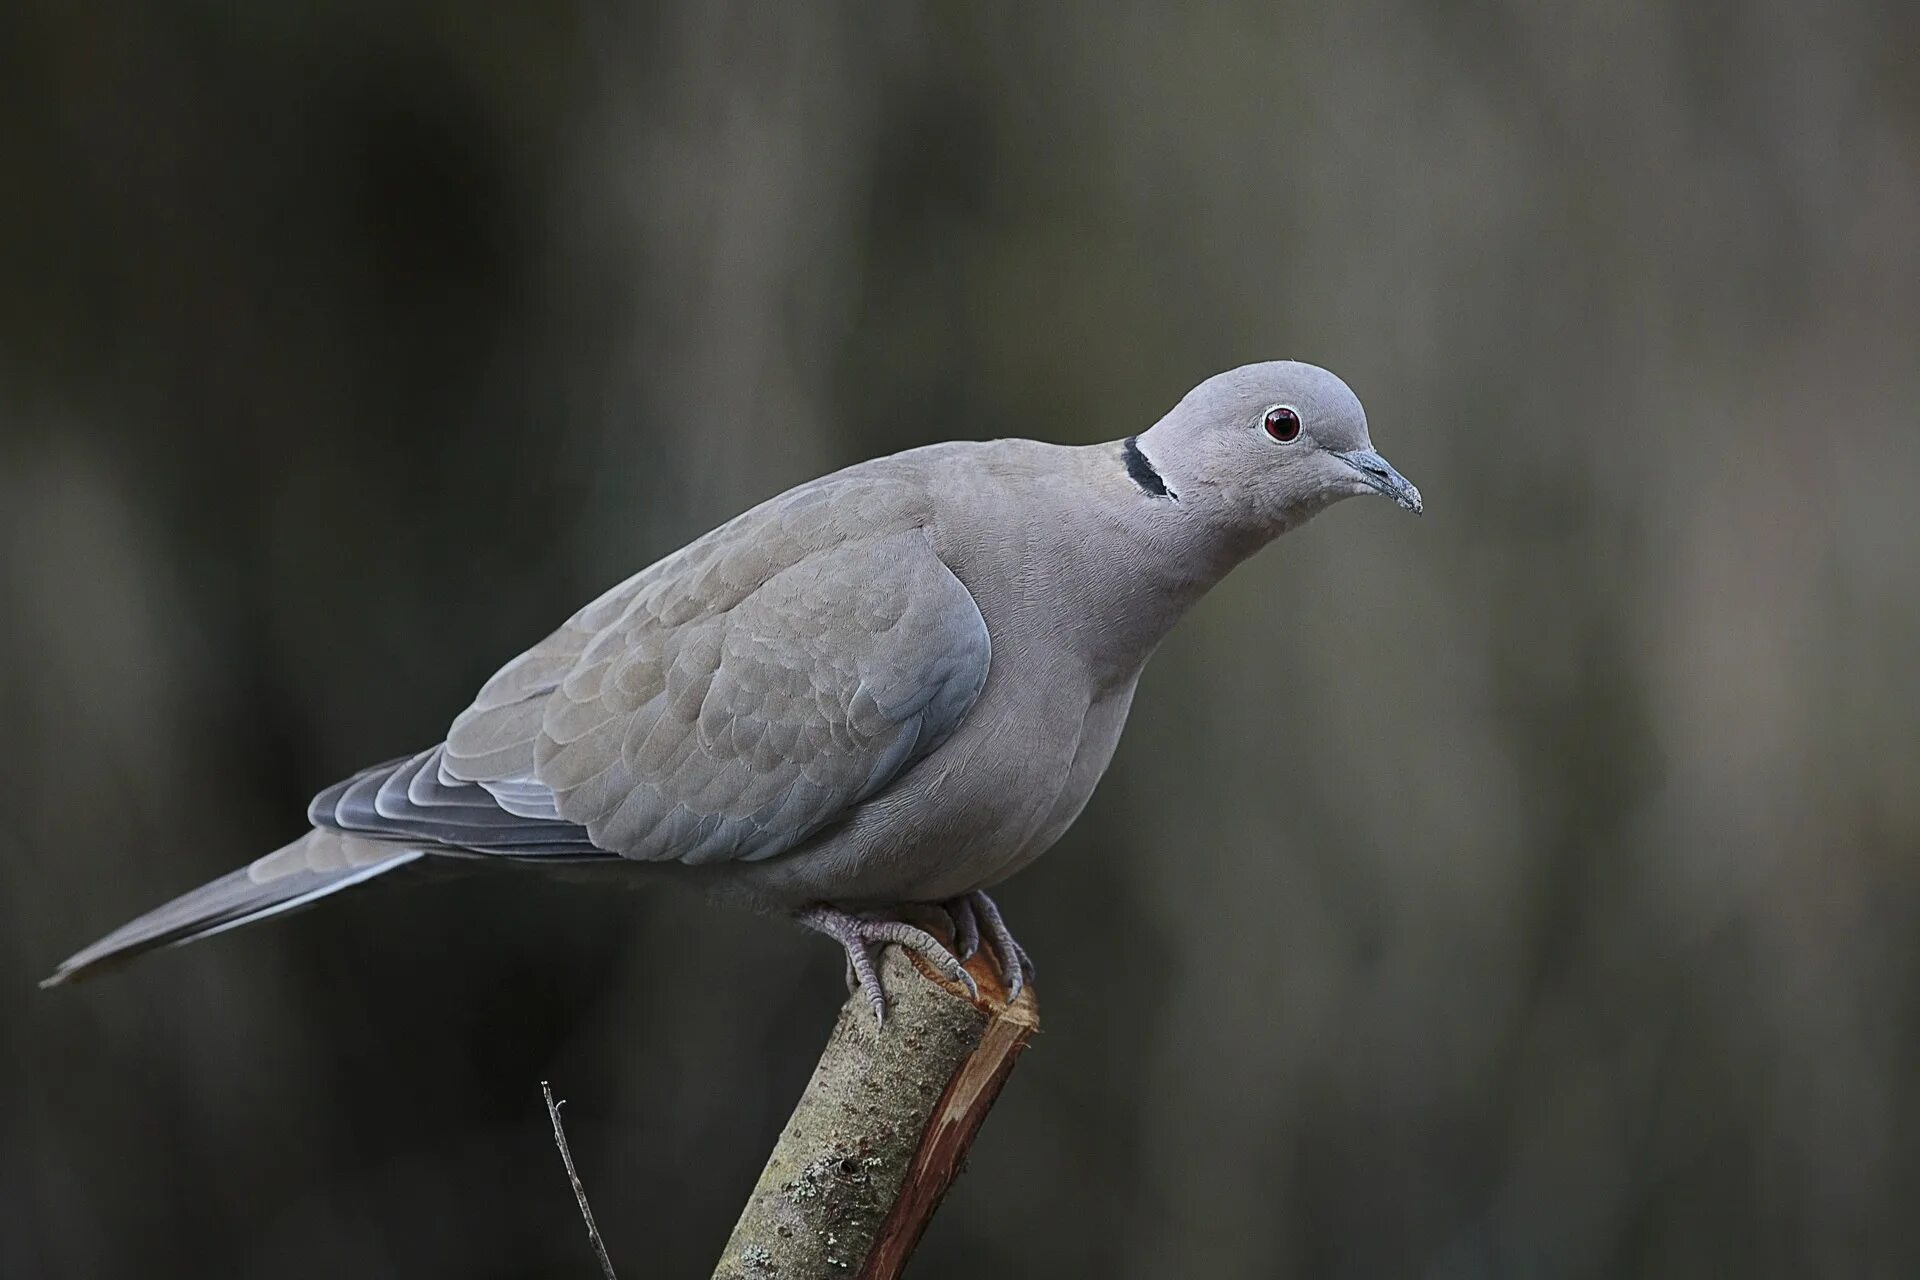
(345, 471, 993, 865)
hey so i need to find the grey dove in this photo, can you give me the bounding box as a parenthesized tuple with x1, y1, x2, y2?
(45, 361, 1421, 1018)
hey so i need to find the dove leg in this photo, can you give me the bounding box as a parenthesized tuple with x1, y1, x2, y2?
(943, 894, 982, 962)
(955, 890, 1035, 1002)
(796, 905, 977, 1026)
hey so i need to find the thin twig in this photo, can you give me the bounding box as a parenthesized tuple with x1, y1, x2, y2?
(542, 1080, 620, 1280)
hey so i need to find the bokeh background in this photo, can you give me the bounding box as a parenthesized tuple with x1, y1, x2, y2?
(6, 3, 1920, 1276)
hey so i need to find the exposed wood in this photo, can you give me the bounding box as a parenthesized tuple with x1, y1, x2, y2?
(712, 938, 1039, 1279)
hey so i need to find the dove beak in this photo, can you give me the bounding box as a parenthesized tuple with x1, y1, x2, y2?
(1336, 449, 1423, 515)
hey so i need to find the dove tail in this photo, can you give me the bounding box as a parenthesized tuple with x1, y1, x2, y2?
(41, 830, 424, 988)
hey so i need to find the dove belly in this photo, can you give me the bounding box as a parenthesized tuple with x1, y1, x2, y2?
(973, 670, 1140, 887)
(702, 661, 1139, 911)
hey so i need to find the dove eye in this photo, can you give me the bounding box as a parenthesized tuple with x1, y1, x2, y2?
(1263, 406, 1301, 443)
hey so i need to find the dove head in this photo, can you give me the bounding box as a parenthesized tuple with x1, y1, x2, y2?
(1130, 361, 1422, 537)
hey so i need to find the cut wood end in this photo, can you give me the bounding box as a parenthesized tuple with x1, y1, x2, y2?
(907, 946, 1041, 1030)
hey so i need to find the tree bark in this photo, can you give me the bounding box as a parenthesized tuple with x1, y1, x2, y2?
(712, 940, 1040, 1279)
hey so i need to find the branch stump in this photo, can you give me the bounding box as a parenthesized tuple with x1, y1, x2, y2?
(712, 940, 1039, 1278)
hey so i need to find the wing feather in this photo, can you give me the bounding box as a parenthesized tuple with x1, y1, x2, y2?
(432, 469, 989, 866)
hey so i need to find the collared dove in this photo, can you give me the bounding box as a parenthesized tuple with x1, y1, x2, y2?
(45, 361, 1421, 1019)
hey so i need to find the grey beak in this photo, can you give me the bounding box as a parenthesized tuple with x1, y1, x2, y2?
(1337, 449, 1423, 515)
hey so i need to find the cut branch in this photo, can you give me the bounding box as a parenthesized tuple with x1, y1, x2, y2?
(712, 939, 1040, 1278)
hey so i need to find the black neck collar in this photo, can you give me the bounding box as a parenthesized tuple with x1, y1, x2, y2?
(1122, 436, 1176, 500)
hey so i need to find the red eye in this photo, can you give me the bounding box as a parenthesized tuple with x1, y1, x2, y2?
(1263, 407, 1301, 442)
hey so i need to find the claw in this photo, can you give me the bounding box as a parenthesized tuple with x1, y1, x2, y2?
(863, 918, 980, 1001)
(946, 896, 981, 962)
(796, 905, 976, 1024)
(964, 891, 1036, 1003)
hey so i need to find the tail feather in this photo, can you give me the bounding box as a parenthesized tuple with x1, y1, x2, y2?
(42, 830, 424, 987)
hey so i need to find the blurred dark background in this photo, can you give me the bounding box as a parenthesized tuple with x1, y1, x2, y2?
(6, 3, 1920, 1276)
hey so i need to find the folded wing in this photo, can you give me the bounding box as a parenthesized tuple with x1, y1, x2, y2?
(330, 472, 990, 866)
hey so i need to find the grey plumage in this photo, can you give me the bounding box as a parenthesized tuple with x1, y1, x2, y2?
(44, 361, 1420, 1002)
(45, 832, 425, 983)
